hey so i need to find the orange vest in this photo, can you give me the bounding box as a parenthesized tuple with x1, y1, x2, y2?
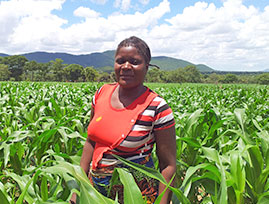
(87, 83, 158, 169)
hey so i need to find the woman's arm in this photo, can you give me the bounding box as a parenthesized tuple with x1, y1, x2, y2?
(155, 126, 177, 204)
(80, 137, 95, 174)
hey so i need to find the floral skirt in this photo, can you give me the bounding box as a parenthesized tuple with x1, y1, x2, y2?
(89, 155, 158, 204)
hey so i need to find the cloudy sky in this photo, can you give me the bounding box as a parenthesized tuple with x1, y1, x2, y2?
(0, 0, 268, 71)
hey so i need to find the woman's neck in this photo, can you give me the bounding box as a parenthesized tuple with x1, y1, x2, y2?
(118, 84, 147, 100)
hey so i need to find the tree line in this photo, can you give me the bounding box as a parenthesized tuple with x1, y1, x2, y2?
(0, 55, 268, 84)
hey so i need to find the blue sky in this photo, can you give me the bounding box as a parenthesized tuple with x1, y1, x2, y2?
(0, 0, 269, 71)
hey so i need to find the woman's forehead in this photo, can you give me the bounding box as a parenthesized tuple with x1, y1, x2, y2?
(116, 46, 141, 56)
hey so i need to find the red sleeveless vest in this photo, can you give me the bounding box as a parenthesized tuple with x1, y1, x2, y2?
(87, 83, 158, 169)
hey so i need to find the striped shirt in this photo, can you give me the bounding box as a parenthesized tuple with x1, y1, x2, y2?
(91, 86, 175, 168)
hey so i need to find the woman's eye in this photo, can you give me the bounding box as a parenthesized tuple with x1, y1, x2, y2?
(116, 58, 125, 64)
(130, 59, 140, 65)
(116, 58, 141, 65)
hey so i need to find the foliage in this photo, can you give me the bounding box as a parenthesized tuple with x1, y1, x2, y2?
(0, 82, 268, 203)
(219, 74, 239, 83)
(49, 58, 66, 82)
(64, 64, 84, 82)
(83, 66, 99, 82)
(145, 67, 165, 83)
(1, 55, 28, 81)
(98, 71, 112, 82)
(0, 55, 268, 84)
(0, 64, 11, 81)
(255, 73, 269, 85)
(183, 65, 201, 83)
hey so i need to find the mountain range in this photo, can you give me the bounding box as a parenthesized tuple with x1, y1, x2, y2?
(0, 51, 214, 73)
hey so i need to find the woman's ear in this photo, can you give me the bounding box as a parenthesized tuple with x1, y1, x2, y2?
(145, 64, 149, 71)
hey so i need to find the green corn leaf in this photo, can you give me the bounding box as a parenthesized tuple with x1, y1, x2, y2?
(16, 171, 41, 204)
(10, 153, 22, 175)
(50, 98, 61, 118)
(184, 109, 203, 138)
(248, 146, 263, 178)
(113, 155, 190, 204)
(80, 182, 101, 204)
(1, 142, 10, 168)
(202, 147, 227, 204)
(202, 147, 220, 164)
(0, 182, 10, 204)
(41, 176, 49, 201)
(113, 155, 167, 184)
(43, 161, 115, 203)
(257, 191, 269, 204)
(115, 168, 144, 204)
(0, 190, 9, 204)
(182, 163, 221, 188)
(179, 137, 201, 148)
(155, 174, 176, 204)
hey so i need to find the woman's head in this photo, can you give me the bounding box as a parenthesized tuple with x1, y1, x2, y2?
(115, 36, 151, 65)
(114, 36, 150, 89)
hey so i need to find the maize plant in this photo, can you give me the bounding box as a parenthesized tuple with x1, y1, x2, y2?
(0, 82, 268, 203)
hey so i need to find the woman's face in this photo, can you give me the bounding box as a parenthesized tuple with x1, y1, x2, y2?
(114, 46, 148, 89)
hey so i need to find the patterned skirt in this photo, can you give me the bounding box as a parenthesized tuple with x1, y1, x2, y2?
(89, 155, 158, 204)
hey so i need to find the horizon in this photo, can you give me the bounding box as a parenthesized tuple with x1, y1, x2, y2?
(1, 50, 268, 73)
(0, 0, 269, 72)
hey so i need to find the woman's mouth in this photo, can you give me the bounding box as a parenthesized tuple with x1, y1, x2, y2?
(120, 75, 133, 78)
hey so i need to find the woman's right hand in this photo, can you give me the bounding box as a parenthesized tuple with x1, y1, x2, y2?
(69, 193, 76, 204)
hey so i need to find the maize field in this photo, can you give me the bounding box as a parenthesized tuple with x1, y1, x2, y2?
(0, 82, 268, 204)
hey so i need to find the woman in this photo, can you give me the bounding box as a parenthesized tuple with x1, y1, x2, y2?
(71, 36, 176, 204)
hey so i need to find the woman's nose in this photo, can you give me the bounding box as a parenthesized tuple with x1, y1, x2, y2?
(123, 61, 131, 68)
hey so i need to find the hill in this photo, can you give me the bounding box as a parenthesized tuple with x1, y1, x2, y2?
(0, 53, 9, 57)
(150, 56, 213, 72)
(0, 51, 214, 72)
(22, 51, 115, 68)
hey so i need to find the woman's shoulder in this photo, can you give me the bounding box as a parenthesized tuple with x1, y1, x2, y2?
(146, 88, 167, 105)
(103, 82, 118, 87)
(96, 83, 117, 94)
(100, 82, 117, 89)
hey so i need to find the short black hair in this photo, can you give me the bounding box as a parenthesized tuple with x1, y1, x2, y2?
(115, 36, 151, 65)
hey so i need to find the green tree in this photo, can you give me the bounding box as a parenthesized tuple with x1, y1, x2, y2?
(23, 61, 40, 81)
(220, 74, 238, 83)
(255, 73, 269, 85)
(205, 73, 222, 84)
(145, 67, 164, 83)
(183, 65, 201, 83)
(1, 55, 28, 81)
(36, 63, 50, 81)
(166, 68, 186, 83)
(0, 64, 11, 81)
(64, 64, 84, 82)
(98, 71, 112, 82)
(49, 58, 66, 81)
(84, 66, 99, 82)
(99, 66, 114, 73)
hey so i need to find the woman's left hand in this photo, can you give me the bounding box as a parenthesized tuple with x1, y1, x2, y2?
(155, 126, 177, 204)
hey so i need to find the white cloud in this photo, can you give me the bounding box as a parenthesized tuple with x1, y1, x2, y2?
(114, 0, 131, 11)
(61, 0, 170, 53)
(109, 0, 170, 30)
(139, 0, 150, 5)
(0, 0, 268, 71)
(74, 6, 101, 18)
(147, 0, 269, 71)
(90, 0, 107, 5)
(0, 0, 66, 53)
